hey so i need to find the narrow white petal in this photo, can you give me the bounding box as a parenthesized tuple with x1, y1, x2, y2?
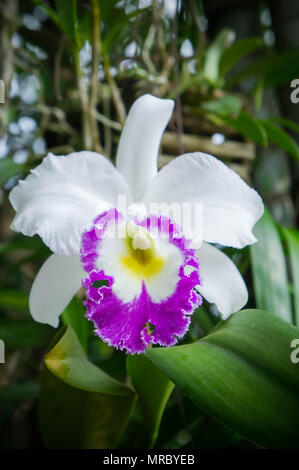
(116, 94, 174, 201)
(142, 152, 264, 249)
(29, 254, 82, 327)
(9, 151, 132, 255)
(197, 243, 248, 318)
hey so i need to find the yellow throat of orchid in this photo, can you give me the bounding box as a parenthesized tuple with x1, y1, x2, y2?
(120, 221, 165, 280)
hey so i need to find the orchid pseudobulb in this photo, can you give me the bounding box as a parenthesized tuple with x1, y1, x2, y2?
(9, 94, 264, 354)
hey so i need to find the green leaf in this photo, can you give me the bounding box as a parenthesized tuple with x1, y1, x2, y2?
(263, 51, 299, 88)
(283, 228, 299, 326)
(0, 380, 40, 402)
(220, 37, 263, 76)
(261, 119, 299, 162)
(0, 289, 29, 313)
(195, 420, 243, 449)
(61, 296, 89, 351)
(54, 0, 79, 46)
(76, 10, 92, 47)
(190, 305, 218, 338)
(201, 95, 242, 118)
(45, 326, 132, 395)
(250, 210, 293, 323)
(226, 57, 271, 88)
(0, 318, 53, 350)
(0, 158, 24, 186)
(254, 75, 264, 112)
(0, 236, 48, 256)
(39, 326, 136, 448)
(147, 309, 299, 449)
(222, 110, 268, 146)
(203, 29, 231, 85)
(31, 0, 61, 27)
(127, 354, 174, 448)
(272, 116, 299, 135)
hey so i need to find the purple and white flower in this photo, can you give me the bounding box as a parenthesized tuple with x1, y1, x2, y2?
(9, 94, 264, 354)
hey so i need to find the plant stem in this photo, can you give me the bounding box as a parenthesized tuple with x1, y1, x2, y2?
(90, 0, 103, 153)
(103, 52, 126, 125)
(0, 0, 17, 137)
(74, 49, 93, 150)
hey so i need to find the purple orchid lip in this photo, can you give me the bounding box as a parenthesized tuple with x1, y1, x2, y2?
(81, 208, 202, 355)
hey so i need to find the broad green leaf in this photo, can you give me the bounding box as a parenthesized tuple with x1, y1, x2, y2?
(263, 51, 299, 88)
(61, 296, 89, 351)
(127, 355, 174, 448)
(0, 318, 53, 350)
(0, 289, 29, 314)
(201, 95, 242, 117)
(147, 309, 299, 449)
(222, 110, 268, 146)
(250, 210, 292, 323)
(0, 158, 24, 186)
(283, 228, 299, 326)
(39, 326, 136, 448)
(261, 119, 299, 162)
(272, 116, 299, 135)
(220, 37, 263, 76)
(195, 420, 243, 449)
(226, 56, 271, 88)
(45, 326, 132, 395)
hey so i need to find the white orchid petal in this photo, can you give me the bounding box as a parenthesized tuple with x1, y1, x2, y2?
(116, 94, 174, 201)
(144, 238, 184, 303)
(29, 254, 82, 327)
(9, 151, 132, 255)
(197, 243, 248, 318)
(96, 223, 143, 303)
(142, 152, 264, 249)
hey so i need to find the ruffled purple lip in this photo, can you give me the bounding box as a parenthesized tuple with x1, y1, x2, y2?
(80, 209, 202, 354)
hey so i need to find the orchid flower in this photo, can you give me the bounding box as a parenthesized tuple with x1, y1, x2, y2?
(9, 94, 263, 354)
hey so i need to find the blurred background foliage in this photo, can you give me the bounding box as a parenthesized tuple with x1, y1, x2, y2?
(0, 0, 299, 449)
